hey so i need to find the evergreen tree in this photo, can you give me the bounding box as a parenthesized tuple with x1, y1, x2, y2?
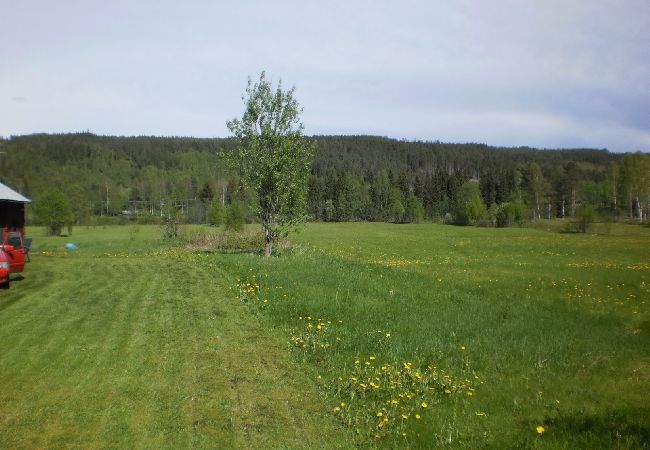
(388, 187, 405, 223)
(208, 199, 225, 226)
(224, 199, 245, 231)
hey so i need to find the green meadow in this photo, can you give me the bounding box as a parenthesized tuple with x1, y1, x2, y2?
(1, 223, 648, 448)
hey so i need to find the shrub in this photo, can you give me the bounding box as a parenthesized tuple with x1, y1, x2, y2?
(403, 193, 424, 223)
(572, 203, 598, 233)
(161, 207, 183, 239)
(187, 228, 266, 252)
(33, 190, 73, 236)
(495, 200, 525, 227)
(454, 182, 487, 225)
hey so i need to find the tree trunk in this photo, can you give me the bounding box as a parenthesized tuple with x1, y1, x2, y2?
(264, 227, 273, 257)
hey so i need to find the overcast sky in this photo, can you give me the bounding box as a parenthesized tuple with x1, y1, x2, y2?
(1, 0, 648, 152)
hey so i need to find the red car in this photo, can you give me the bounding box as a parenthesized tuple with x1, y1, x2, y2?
(1, 181, 31, 288)
(1, 230, 28, 288)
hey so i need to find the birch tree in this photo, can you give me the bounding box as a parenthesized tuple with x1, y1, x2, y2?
(227, 72, 315, 256)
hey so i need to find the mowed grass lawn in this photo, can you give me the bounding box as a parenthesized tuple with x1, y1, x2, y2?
(0, 226, 352, 449)
(1, 222, 649, 448)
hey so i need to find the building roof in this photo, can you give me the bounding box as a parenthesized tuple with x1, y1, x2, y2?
(0, 181, 31, 203)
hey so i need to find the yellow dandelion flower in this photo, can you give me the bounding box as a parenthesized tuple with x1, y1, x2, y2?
(401, 414, 408, 420)
(333, 407, 340, 413)
(421, 402, 428, 408)
(476, 411, 486, 416)
(536, 425, 545, 434)
(376, 412, 383, 417)
(340, 402, 346, 408)
(415, 414, 421, 420)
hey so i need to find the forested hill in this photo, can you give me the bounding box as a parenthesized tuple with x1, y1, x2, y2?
(310, 135, 617, 176)
(0, 133, 646, 224)
(1, 132, 617, 173)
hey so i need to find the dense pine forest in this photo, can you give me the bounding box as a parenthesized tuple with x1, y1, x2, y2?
(0, 133, 648, 227)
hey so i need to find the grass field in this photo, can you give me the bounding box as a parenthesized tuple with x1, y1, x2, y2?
(1, 222, 648, 448)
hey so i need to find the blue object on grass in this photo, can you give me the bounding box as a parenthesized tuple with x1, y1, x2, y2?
(65, 243, 78, 250)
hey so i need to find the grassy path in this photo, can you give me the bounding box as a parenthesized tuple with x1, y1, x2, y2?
(0, 249, 351, 448)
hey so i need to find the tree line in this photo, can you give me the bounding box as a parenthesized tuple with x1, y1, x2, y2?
(0, 133, 648, 228)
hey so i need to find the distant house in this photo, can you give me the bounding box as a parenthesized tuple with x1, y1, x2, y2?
(0, 181, 31, 243)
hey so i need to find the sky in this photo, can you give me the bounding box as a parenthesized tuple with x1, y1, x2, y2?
(1, 0, 648, 152)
